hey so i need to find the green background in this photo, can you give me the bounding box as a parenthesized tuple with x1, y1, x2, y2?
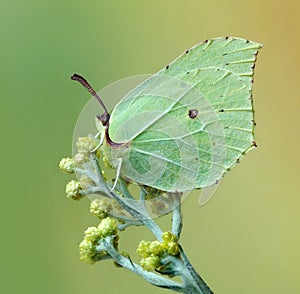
(1, 0, 299, 293)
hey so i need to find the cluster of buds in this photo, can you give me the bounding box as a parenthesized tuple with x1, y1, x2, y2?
(65, 179, 84, 200)
(90, 198, 113, 220)
(59, 154, 85, 201)
(59, 136, 181, 274)
(59, 157, 74, 174)
(76, 136, 98, 153)
(59, 136, 126, 265)
(136, 232, 179, 271)
(59, 136, 101, 201)
(79, 217, 119, 264)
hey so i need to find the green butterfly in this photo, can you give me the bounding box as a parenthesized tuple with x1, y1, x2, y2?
(72, 37, 261, 193)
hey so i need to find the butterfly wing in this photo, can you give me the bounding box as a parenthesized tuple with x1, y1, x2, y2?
(107, 37, 262, 191)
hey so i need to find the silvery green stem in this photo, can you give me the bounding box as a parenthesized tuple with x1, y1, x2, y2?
(171, 194, 182, 239)
(100, 236, 183, 292)
(179, 245, 213, 294)
(77, 152, 213, 293)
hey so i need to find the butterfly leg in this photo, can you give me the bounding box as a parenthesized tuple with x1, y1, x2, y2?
(91, 130, 105, 153)
(110, 158, 122, 192)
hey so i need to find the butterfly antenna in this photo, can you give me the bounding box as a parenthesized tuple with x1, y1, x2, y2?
(71, 74, 110, 123)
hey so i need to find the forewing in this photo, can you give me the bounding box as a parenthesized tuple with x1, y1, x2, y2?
(160, 37, 261, 170)
(108, 37, 261, 190)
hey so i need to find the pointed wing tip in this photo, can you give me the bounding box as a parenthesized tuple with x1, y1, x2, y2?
(215, 36, 263, 48)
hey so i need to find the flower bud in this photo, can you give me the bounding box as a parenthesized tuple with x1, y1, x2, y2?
(59, 157, 74, 173)
(149, 241, 164, 256)
(162, 231, 177, 242)
(79, 239, 96, 264)
(136, 240, 151, 258)
(98, 217, 118, 237)
(76, 137, 97, 153)
(65, 180, 84, 200)
(84, 226, 102, 243)
(166, 241, 180, 256)
(73, 153, 87, 165)
(140, 256, 160, 271)
(90, 198, 112, 219)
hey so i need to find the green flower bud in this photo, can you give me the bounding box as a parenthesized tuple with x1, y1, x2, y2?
(149, 241, 164, 256)
(140, 256, 160, 271)
(166, 241, 180, 256)
(136, 240, 151, 258)
(59, 157, 74, 173)
(76, 137, 97, 153)
(98, 217, 118, 237)
(73, 153, 87, 165)
(79, 239, 96, 265)
(90, 198, 112, 219)
(84, 226, 102, 243)
(65, 180, 84, 200)
(162, 231, 177, 242)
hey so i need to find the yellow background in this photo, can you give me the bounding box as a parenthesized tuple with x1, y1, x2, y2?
(1, 0, 299, 293)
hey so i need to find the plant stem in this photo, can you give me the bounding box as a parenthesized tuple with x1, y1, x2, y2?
(179, 245, 214, 294)
(78, 152, 214, 293)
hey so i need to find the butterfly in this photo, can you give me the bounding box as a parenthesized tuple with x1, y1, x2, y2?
(72, 37, 261, 193)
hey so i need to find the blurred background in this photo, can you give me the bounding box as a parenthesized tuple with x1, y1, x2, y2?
(1, 0, 299, 293)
